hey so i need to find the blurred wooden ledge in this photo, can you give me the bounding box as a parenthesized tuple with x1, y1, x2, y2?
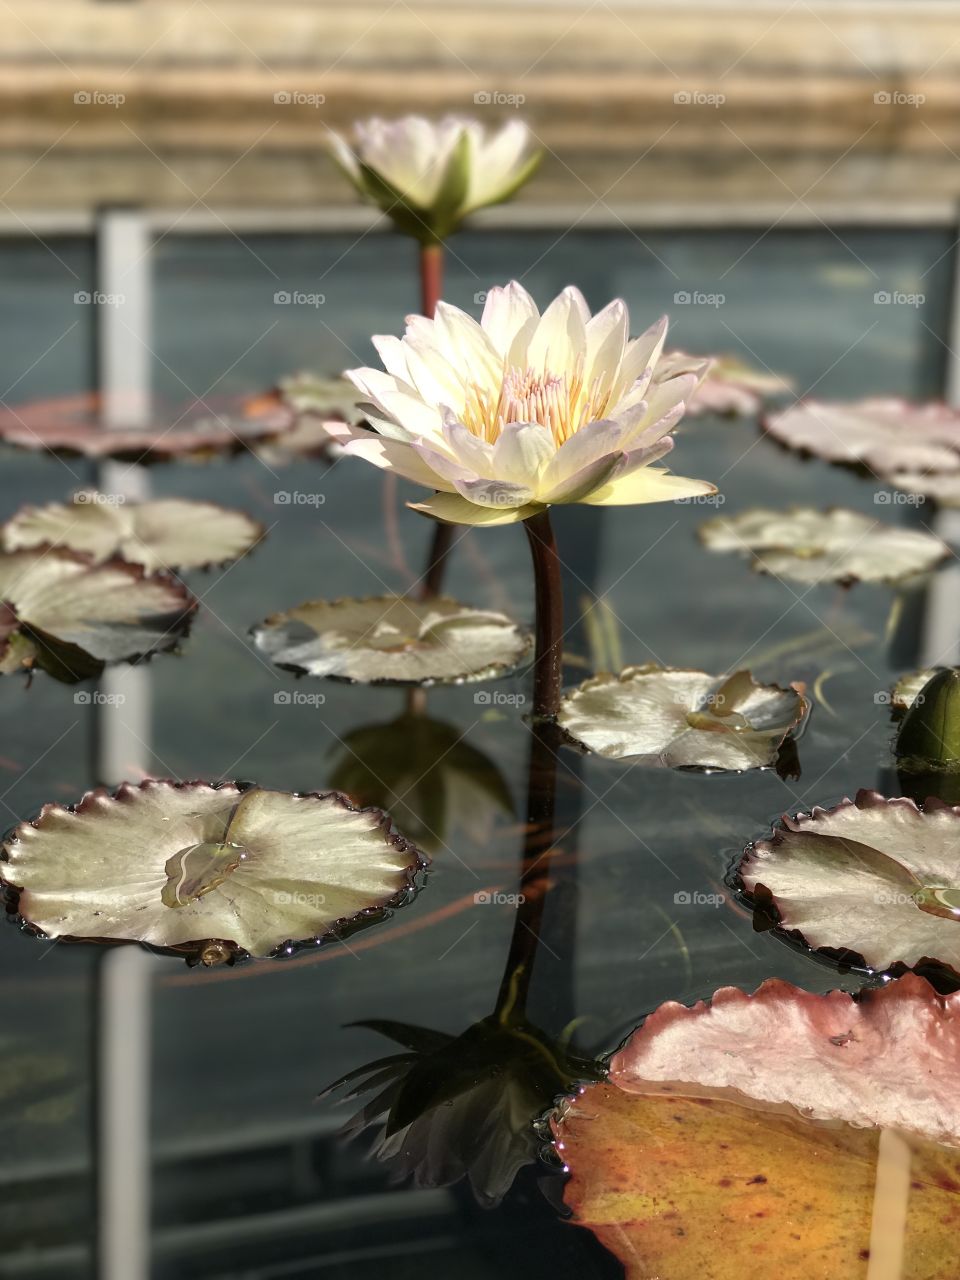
(3, 0, 960, 212)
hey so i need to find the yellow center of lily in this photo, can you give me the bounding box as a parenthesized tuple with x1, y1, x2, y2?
(460, 363, 614, 446)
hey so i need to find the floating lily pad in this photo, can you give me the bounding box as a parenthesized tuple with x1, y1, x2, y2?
(557, 665, 807, 771)
(1, 780, 425, 962)
(699, 505, 949, 585)
(0, 548, 196, 682)
(3, 496, 264, 573)
(765, 397, 960, 475)
(663, 351, 793, 417)
(253, 595, 532, 686)
(278, 372, 365, 422)
(0, 391, 293, 463)
(556, 976, 960, 1280)
(735, 790, 960, 978)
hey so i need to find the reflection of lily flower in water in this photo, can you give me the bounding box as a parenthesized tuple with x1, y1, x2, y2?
(323, 969, 601, 1207)
(328, 711, 514, 854)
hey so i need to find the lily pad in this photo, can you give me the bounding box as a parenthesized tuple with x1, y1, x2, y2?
(663, 351, 793, 417)
(278, 372, 364, 423)
(699, 505, 949, 585)
(2, 496, 264, 573)
(1, 780, 425, 962)
(765, 397, 960, 475)
(253, 595, 532, 686)
(0, 391, 293, 463)
(0, 548, 196, 682)
(557, 665, 807, 771)
(556, 977, 960, 1280)
(735, 790, 960, 978)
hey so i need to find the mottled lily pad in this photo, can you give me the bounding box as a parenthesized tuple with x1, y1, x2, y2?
(0, 548, 196, 682)
(556, 976, 960, 1279)
(253, 595, 532, 686)
(1, 780, 425, 962)
(663, 351, 793, 417)
(699, 505, 948, 585)
(766, 397, 960, 475)
(735, 790, 960, 978)
(3, 496, 263, 573)
(558, 665, 807, 771)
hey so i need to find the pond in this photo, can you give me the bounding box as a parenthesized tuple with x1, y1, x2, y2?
(0, 224, 956, 1277)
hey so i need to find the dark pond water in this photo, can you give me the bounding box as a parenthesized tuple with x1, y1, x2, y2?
(0, 225, 954, 1277)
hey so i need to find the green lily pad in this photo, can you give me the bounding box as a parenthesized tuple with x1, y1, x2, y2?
(735, 789, 960, 977)
(0, 548, 196, 682)
(699, 505, 948, 585)
(558, 665, 807, 771)
(1, 780, 425, 962)
(253, 595, 532, 686)
(3, 495, 263, 573)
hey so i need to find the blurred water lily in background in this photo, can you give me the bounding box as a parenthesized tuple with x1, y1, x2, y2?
(329, 116, 540, 244)
(325, 282, 717, 526)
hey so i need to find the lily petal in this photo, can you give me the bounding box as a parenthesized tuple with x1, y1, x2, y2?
(491, 422, 555, 487)
(480, 281, 540, 359)
(340, 433, 456, 491)
(409, 493, 546, 526)
(582, 467, 718, 506)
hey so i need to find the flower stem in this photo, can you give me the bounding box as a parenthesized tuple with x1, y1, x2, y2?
(494, 717, 559, 1020)
(419, 242, 444, 320)
(523, 508, 564, 722)
(417, 241, 453, 601)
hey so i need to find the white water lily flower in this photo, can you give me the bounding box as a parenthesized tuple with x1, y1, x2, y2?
(330, 116, 540, 242)
(326, 282, 716, 527)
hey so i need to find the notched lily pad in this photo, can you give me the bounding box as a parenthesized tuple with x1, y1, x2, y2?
(557, 665, 807, 772)
(555, 975, 960, 1280)
(699, 505, 949, 585)
(3, 496, 264, 573)
(0, 548, 196, 682)
(0, 779, 425, 962)
(734, 790, 960, 979)
(253, 595, 532, 686)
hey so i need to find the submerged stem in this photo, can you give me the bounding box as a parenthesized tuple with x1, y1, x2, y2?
(523, 508, 564, 722)
(494, 716, 560, 1019)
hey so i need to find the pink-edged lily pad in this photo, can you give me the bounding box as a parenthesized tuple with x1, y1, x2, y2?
(1, 779, 426, 963)
(0, 391, 293, 464)
(699, 505, 949, 585)
(735, 790, 960, 979)
(662, 351, 793, 417)
(608, 973, 960, 1141)
(0, 548, 196, 682)
(765, 397, 960, 476)
(554, 975, 960, 1280)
